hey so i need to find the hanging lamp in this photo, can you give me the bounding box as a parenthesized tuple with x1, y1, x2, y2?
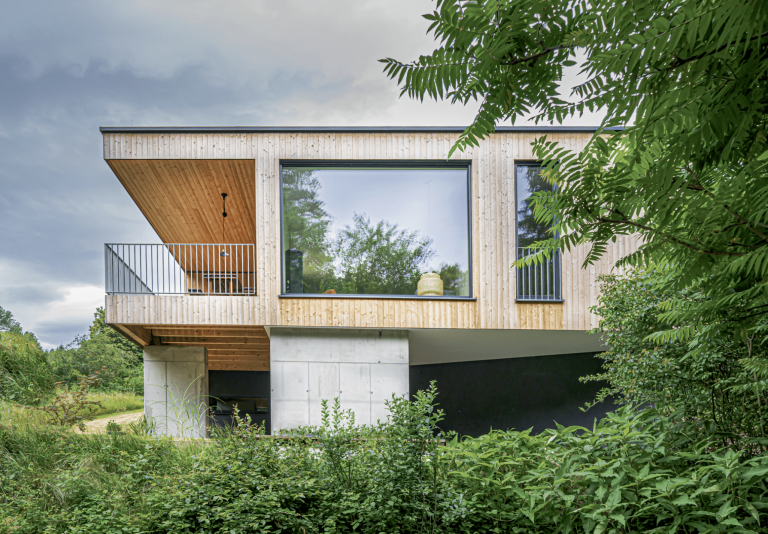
(220, 193, 229, 257)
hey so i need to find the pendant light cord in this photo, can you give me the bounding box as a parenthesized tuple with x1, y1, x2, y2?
(221, 193, 227, 242)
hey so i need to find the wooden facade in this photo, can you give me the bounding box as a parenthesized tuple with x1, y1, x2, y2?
(103, 129, 638, 344)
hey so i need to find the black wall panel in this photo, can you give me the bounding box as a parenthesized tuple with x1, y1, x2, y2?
(209, 370, 270, 398)
(208, 370, 271, 433)
(409, 352, 613, 437)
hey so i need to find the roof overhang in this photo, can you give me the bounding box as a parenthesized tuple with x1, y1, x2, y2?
(106, 159, 256, 244)
(100, 125, 625, 134)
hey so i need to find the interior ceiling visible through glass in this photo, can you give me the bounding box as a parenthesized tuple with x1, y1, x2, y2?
(281, 166, 471, 297)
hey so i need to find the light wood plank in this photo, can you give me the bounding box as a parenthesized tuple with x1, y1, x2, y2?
(105, 131, 636, 332)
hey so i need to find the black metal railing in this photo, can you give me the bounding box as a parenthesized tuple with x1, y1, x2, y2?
(105, 243, 256, 295)
(516, 248, 562, 301)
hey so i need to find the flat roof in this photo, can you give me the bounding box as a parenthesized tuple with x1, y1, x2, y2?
(100, 125, 623, 134)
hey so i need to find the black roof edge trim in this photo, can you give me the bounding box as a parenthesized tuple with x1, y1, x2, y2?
(99, 125, 625, 134)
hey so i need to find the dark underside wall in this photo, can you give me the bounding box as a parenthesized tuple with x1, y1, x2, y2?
(409, 352, 613, 437)
(209, 370, 271, 433)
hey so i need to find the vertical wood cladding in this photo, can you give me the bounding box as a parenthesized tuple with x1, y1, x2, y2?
(103, 131, 639, 331)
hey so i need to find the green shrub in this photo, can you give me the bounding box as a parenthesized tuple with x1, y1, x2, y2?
(34, 371, 105, 431)
(47, 336, 143, 395)
(47, 308, 144, 395)
(2, 386, 768, 533)
(584, 270, 768, 447)
(0, 331, 55, 404)
(448, 407, 768, 533)
(151, 383, 459, 534)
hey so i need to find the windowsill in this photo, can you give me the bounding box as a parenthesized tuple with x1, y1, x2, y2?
(279, 293, 476, 301)
(515, 299, 565, 304)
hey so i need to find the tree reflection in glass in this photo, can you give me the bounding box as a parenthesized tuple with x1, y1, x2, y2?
(516, 165, 555, 248)
(281, 166, 470, 297)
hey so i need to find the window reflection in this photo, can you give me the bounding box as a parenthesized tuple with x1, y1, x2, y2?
(281, 166, 471, 297)
(516, 164, 561, 301)
(516, 164, 555, 247)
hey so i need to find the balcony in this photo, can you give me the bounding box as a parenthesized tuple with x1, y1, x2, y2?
(105, 243, 256, 295)
(516, 248, 562, 302)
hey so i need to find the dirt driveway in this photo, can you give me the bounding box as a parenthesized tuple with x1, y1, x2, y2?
(83, 410, 144, 433)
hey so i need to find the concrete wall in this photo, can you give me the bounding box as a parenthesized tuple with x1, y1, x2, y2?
(270, 328, 409, 431)
(144, 346, 208, 438)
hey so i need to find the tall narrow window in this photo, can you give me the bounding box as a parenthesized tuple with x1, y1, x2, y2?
(281, 163, 472, 298)
(516, 164, 561, 301)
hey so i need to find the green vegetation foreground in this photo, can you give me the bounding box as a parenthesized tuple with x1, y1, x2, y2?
(1, 387, 767, 534)
(2, 274, 768, 532)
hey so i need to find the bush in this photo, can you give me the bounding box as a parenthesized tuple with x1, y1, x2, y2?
(140, 388, 768, 534)
(584, 270, 768, 447)
(34, 371, 105, 431)
(0, 331, 54, 404)
(447, 407, 768, 533)
(47, 336, 143, 395)
(152, 383, 459, 533)
(2, 385, 768, 533)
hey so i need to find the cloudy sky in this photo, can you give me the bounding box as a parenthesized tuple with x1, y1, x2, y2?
(0, 0, 601, 349)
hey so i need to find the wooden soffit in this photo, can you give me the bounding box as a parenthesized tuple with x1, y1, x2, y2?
(108, 159, 255, 245)
(148, 325, 269, 371)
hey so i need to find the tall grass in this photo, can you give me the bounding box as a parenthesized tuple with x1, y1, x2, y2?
(80, 392, 143, 418)
(0, 419, 205, 532)
(0, 392, 144, 431)
(0, 332, 54, 405)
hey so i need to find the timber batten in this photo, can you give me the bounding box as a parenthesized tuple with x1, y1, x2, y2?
(104, 130, 639, 336)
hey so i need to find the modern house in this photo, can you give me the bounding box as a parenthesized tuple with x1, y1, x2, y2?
(100, 126, 636, 438)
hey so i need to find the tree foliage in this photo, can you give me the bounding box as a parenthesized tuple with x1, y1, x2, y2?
(282, 169, 443, 295)
(0, 331, 54, 404)
(382, 0, 768, 346)
(282, 168, 335, 278)
(334, 213, 434, 295)
(47, 308, 143, 394)
(0, 304, 22, 334)
(585, 270, 768, 444)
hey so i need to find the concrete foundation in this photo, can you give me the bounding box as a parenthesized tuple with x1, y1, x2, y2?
(144, 346, 208, 438)
(270, 328, 409, 432)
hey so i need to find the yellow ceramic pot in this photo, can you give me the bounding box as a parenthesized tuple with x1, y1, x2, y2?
(417, 272, 443, 296)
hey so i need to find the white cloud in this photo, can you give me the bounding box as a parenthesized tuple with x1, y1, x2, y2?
(31, 285, 104, 350)
(0, 258, 104, 349)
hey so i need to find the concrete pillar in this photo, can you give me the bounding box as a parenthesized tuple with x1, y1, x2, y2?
(270, 328, 409, 432)
(144, 346, 208, 439)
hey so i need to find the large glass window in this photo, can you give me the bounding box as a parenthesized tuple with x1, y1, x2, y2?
(516, 163, 561, 301)
(281, 164, 471, 298)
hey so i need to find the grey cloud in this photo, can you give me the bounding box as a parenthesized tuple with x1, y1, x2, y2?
(0, 0, 552, 348)
(0, 1, 447, 348)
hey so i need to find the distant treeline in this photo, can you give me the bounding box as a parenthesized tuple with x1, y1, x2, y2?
(0, 305, 142, 404)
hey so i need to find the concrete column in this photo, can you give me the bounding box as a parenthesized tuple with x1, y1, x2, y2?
(270, 328, 409, 432)
(144, 346, 208, 439)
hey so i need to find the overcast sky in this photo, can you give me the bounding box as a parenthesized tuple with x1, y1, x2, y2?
(0, 0, 602, 349)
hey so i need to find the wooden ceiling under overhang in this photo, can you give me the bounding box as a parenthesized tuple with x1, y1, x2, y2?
(107, 159, 256, 245)
(115, 325, 269, 371)
(153, 326, 270, 371)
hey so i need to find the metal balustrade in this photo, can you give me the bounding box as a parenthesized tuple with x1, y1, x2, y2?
(105, 244, 256, 295)
(516, 248, 562, 301)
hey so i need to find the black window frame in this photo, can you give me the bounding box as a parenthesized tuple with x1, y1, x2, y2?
(278, 160, 475, 300)
(514, 161, 563, 303)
